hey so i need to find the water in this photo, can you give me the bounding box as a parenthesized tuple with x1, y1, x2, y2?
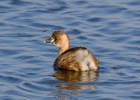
(0, 0, 140, 100)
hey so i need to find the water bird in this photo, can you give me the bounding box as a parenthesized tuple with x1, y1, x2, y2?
(44, 30, 99, 71)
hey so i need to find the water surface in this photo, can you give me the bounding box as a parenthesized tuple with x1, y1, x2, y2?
(0, 0, 140, 100)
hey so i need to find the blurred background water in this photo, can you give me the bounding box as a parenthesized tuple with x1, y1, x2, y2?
(0, 0, 140, 100)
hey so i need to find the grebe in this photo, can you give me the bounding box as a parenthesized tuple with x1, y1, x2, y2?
(44, 30, 99, 71)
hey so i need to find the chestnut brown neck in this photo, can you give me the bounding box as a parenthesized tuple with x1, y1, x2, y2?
(57, 34, 70, 56)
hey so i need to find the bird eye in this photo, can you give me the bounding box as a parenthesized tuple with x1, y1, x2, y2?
(55, 37, 57, 40)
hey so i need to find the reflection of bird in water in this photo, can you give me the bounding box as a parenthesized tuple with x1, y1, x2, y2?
(54, 69, 98, 82)
(57, 84, 96, 90)
(50, 69, 98, 99)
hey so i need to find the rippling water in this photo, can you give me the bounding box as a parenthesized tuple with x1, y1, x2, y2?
(0, 0, 140, 100)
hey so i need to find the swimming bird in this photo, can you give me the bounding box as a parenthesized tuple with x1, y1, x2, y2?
(44, 30, 99, 71)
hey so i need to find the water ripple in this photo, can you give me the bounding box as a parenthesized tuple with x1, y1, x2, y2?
(0, 75, 22, 84)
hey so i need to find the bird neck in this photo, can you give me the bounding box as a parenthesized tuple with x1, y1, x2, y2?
(58, 42, 70, 56)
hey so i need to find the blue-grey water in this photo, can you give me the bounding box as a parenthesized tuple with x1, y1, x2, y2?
(0, 0, 140, 100)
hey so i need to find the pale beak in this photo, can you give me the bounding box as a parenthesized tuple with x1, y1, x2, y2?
(44, 38, 54, 43)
